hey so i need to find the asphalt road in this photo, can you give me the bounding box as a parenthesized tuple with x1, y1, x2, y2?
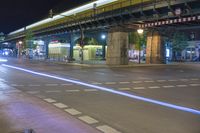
(0, 60, 200, 133)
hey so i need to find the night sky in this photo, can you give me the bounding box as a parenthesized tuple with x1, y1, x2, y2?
(0, 0, 90, 34)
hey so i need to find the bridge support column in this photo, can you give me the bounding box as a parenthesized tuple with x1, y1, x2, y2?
(106, 30, 128, 65)
(146, 31, 164, 64)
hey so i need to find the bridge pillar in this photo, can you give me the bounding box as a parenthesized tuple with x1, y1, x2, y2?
(146, 31, 164, 64)
(106, 29, 128, 65)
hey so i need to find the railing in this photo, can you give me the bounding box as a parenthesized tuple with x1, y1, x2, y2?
(30, 0, 152, 32)
(9, 0, 154, 39)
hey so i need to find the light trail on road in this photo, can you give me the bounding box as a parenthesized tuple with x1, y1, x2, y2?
(2, 64, 200, 116)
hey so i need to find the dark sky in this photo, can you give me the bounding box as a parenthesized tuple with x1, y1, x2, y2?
(0, 0, 90, 34)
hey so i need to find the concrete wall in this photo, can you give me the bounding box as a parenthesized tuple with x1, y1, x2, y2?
(146, 31, 164, 64)
(106, 31, 128, 65)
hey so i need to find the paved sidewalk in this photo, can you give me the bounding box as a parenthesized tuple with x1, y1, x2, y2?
(5, 57, 177, 68)
(0, 87, 101, 133)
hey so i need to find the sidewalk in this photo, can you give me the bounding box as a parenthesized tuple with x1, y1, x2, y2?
(25, 58, 176, 68)
(0, 83, 101, 133)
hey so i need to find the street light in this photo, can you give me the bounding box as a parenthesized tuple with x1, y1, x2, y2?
(49, 10, 84, 63)
(137, 28, 144, 64)
(101, 34, 106, 60)
(137, 29, 144, 34)
(17, 41, 23, 58)
(101, 34, 106, 40)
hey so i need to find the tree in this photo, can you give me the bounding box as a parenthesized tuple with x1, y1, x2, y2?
(129, 31, 146, 63)
(171, 32, 188, 61)
(23, 30, 37, 58)
(75, 37, 98, 46)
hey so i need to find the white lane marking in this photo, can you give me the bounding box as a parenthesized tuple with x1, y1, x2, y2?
(95, 72, 106, 75)
(163, 85, 175, 88)
(46, 90, 61, 93)
(65, 90, 80, 92)
(78, 116, 98, 124)
(29, 84, 41, 87)
(133, 87, 145, 90)
(36, 95, 46, 99)
(119, 82, 130, 84)
(44, 98, 56, 103)
(179, 79, 189, 81)
(0, 69, 7, 74)
(11, 84, 24, 87)
(65, 108, 82, 115)
(114, 74, 125, 77)
(84, 89, 98, 92)
(149, 86, 160, 89)
(190, 78, 199, 81)
(26, 91, 40, 94)
(168, 79, 177, 82)
(118, 88, 131, 91)
(4, 89, 21, 93)
(53, 103, 68, 109)
(176, 85, 188, 87)
(45, 84, 58, 86)
(61, 83, 73, 86)
(96, 125, 121, 133)
(92, 82, 103, 85)
(132, 81, 142, 83)
(157, 80, 166, 82)
(0, 78, 7, 82)
(105, 82, 116, 85)
(190, 84, 200, 87)
(144, 81, 154, 83)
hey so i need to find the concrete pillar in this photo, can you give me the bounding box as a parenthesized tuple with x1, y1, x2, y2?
(146, 31, 164, 64)
(106, 30, 128, 65)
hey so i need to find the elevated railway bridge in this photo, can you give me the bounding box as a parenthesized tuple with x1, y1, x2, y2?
(2, 0, 200, 64)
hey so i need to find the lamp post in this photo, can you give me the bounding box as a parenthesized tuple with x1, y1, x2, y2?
(49, 10, 84, 63)
(137, 28, 144, 64)
(101, 34, 106, 60)
(17, 41, 23, 58)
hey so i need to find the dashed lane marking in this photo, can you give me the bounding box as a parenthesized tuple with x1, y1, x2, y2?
(84, 89, 98, 92)
(189, 84, 200, 87)
(61, 83, 73, 86)
(65, 108, 82, 115)
(78, 116, 99, 124)
(132, 81, 142, 84)
(163, 85, 175, 88)
(92, 82, 103, 85)
(36, 95, 46, 99)
(179, 79, 189, 81)
(29, 84, 41, 87)
(133, 87, 145, 90)
(26, 91, 40, 94)
(144, 80, 155, 83)
(118, 88, 131, 91)
(157, 80, 166, 82)
(96, 125, 121, 133)
(53, 103, 68, 109)
(176, 85, 188, 87)
(46, 90, 61, 93)
(44, 98, 56, 103)
(65, 90, 80, 92)
(45, 84, 58, 86)
(4, 89, 21, 93)
(190, 78, 199, 81)
(149, 86, 160, 89)
(119, 82, 130, 84)
(105, 82, 116, 85)
(168, 79, 177, 82)
(11, 84, 24, 87)
(114, 74, 125, 77)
